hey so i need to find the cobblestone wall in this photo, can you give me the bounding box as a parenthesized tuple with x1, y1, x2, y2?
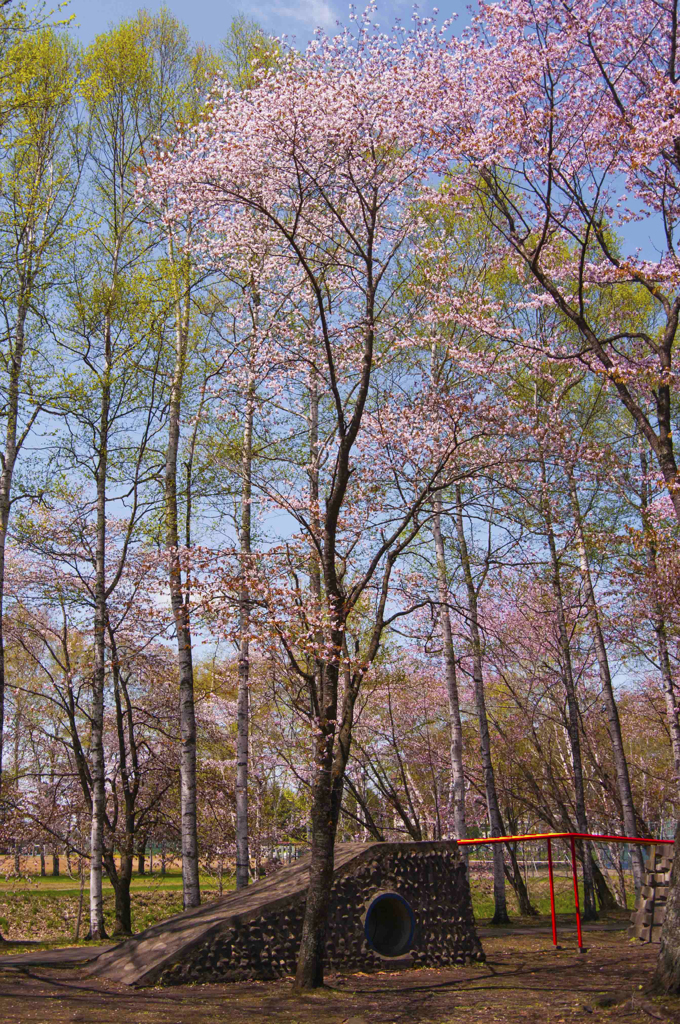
(159, 842, 484, 985)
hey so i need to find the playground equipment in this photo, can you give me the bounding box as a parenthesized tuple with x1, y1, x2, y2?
(628, 844, 675, 943)
(88, 840, 484, 986)
(86, 831, 675, 986)
(459, 831, 675, 951)
(363, 890, 416, 957)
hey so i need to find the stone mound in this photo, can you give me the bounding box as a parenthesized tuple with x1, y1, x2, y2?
(87, 840, 484, 986)
(629, 844, 675, 943)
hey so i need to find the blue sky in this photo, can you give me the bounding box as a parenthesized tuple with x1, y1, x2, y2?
(62, 0, 472, 49)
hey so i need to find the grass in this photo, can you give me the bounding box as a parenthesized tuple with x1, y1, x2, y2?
(0, 872, 219, 894)
(0, 862, 634, 946)
(0, 865, 234, 943)
(0, 856, 221, 893)
(0, 884, 227, 942)
(469, 865, 636, 920)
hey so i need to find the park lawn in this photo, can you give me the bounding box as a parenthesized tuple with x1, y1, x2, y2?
(0, 879, 227, 943)
(0, 872, 219, 893)
(0, 860, 218, 893)
(0, 868, 634, 947)
(468, 867, 636, 919)
(0, 867, 231, 941)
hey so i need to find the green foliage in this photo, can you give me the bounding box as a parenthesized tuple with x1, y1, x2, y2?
(221, 13, 280, 91)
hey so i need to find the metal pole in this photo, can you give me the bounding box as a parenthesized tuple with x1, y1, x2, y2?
(569, 835, 584, 952)
(547, 837, 557, 947)
(458, 831, 674, 848)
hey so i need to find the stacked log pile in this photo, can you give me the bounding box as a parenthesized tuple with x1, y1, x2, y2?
(629, 845, 674, 943)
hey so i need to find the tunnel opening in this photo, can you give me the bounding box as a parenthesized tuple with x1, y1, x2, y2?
(363, 891, 415, 958)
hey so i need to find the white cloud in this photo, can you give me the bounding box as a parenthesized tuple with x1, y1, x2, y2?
(262, 0, 339, 32)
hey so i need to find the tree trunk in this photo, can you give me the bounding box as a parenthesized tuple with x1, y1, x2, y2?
(590, 854, 621, 911)
(503, 845, 538, 916)
(175, 526, 199, 908)
(294, 351, 338, 989)
(0, 305, 27, 798)
(295, 730, 338, 990)
(137, 844, 145, 876)
(640, 454, 680, 785)
(292, 222, 407, 988)
(296, 640, 362, 989)
(40, 846, 45, 877)
(454, 484, 508, 924)
(52, 850, 59, 876)
(652, 823, 680, 993)
(540, 457, 597, 921)
(641, 450, 680, 987)
(165, 257, 200, 911)
(236, 380, 254, 891)
(655, 618, 680, 783)
(567, 471, 644, 892)
(74, 855, 86, 942)
(114, 869, 133, 934)
(432, 493, 467, 855)
(109, 644, 139, 935)
(89, 314, 110, 942)
(105, 848, 133, 936)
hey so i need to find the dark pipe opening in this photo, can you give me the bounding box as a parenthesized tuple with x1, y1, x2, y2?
(364, 892, 415, 958)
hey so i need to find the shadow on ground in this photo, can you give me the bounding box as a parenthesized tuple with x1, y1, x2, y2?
(0, 923, 678, 1023)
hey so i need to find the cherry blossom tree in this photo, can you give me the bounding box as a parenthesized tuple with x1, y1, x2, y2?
(144, 11, 491, 986)
(5, 525, 180, 934)
(437, 0, 680, 520)
(428, 0, 680, 979)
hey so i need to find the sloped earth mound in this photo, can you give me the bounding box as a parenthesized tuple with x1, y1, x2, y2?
(87, 841, 482, 987)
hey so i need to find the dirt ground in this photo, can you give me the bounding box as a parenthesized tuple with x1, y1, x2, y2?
(0, 927, 679, 1024)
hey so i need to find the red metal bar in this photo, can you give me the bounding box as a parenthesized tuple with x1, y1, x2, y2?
(569, 835, 584, 951)
(458, 830, 673, 847)
(547, 837, 557, 947)
(456, 829, 672, 951)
